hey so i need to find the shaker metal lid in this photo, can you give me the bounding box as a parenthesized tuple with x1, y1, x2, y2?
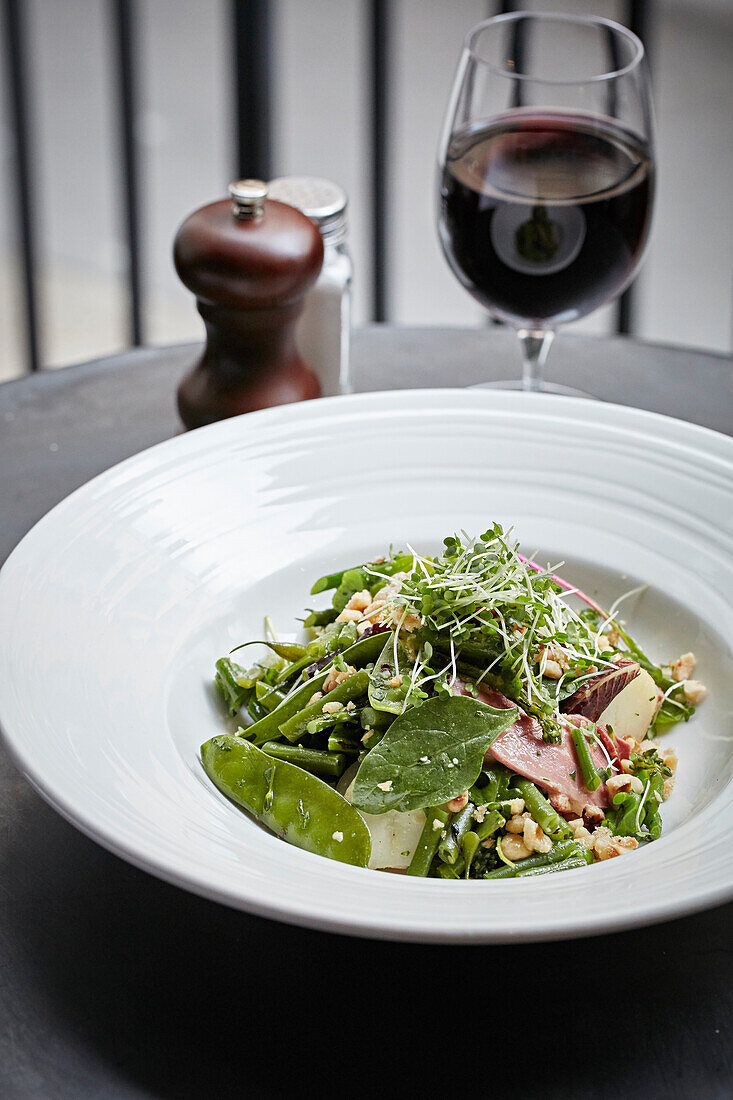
(267, 176, 347, 224)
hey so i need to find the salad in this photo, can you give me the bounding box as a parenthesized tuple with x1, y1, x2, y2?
(201, 526, 706, 879)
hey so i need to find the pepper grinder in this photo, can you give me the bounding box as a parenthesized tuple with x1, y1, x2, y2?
(174, 179, 324, 429)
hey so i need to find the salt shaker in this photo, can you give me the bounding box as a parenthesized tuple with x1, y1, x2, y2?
(173, 179, 324, 429)
(267, 177, 352, 396)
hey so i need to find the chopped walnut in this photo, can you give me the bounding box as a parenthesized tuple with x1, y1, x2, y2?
(592, 827, 638, 861)
(583, 805, 605, 827)
(322, 664, 356, 693)
(352, 589, 373, 612)
(523, 817, 552, 854)
(568, 818, 595, 849)
(335, 608, 362, 624)
(669, 651, 696, 682)
(661, 746, 678, 774)
(683, 680, 707, 705)
(500, 834, 531, 861)
(549, 792, 573, 816)
(538, 642, 571, 680)
(445, 792, 469, 814)
(322, 701, 344, 715)
(606, 773, 644, 798)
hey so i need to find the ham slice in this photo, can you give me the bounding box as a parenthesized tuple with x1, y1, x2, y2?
(451, 679, 620, 815)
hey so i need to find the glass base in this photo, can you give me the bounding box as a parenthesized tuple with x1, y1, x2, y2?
(470, 379, 595, 399)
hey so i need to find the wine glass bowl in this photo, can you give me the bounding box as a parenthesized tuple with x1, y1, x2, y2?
(437, 13, 656, 393)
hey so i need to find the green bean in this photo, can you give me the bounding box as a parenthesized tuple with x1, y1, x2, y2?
(359, 727, 383, 750)
(310, 554, 413, 595)
(513, 778, 574, 841)
(247, 694, 269, 723)
(311, 564, 362, 595)
(449, 853, 466, 876)
(279, 670, 370, 743)
(438, 803, 475, 865)
(260, 741, 347, 778)
(407, 807, 449, 877)
(474, 808, 506, 842)
(571, 727, 602, 792)
(201, 735, 370, 866)
(517, 854, 593, 876)
(255, 680, 287, 712)
(303, 607, 339, 629)
(482, 839, 592, 878)
(461, 831, 480, 878)
(305, 710, 356, 737)
(436, 863, 461, 879)
(645, 775, 663, 840)
(214, 658, 252, 715)
(327, 733, 361, 754)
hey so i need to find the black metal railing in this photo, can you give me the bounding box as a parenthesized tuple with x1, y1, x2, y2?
(1, 0, 651, 376)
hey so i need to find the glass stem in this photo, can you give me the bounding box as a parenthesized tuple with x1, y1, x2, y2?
(517, 329, 554, 392)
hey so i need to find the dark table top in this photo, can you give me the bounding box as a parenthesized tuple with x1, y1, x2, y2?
(1, 327, 731, 1099)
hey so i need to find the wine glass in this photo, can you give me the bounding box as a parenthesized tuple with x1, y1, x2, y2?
(437, 12, 655, 394)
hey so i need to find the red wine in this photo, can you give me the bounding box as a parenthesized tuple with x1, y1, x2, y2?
(439, 113, 654, 326)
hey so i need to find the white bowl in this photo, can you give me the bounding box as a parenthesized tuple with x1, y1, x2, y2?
(1, 390, 731, 942)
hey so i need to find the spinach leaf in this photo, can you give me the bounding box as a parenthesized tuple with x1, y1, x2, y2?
(351, 695, 517, 815)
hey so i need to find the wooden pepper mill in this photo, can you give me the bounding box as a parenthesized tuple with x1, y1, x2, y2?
(174, 179, 324, 429)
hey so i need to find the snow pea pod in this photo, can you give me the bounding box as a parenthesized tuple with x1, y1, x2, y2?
(201, 735, 371, 867)
(215, 658, 252, 716)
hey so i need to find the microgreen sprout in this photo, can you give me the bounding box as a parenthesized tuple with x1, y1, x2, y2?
(385, 527, 621, 742)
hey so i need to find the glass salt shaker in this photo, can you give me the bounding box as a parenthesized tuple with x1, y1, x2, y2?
(267, 177, 352, 396)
